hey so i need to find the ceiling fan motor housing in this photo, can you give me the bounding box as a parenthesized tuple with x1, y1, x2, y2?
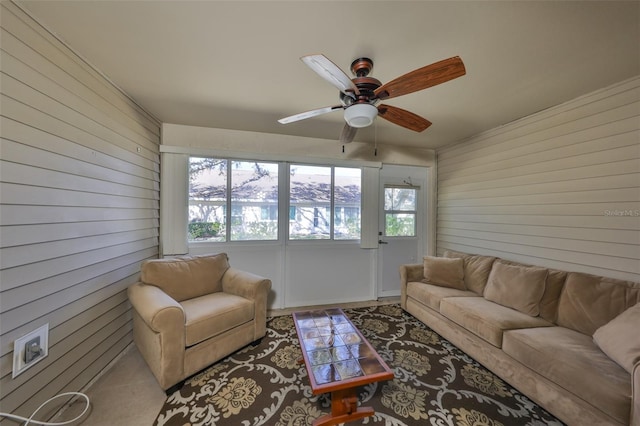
(343, 58, 382, 128)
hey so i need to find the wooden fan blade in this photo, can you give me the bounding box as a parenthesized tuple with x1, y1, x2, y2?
(301, 54, 359, 96)
(374, 56, 465, 100)
(340, 123, 357, 144)
(377, 104, 432, 132)
(278, 105, 343, 124)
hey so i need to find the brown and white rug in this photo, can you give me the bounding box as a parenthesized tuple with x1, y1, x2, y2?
(154, 304, 564, 425)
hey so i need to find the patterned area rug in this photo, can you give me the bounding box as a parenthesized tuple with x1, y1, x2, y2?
(154, 304, 563, 426)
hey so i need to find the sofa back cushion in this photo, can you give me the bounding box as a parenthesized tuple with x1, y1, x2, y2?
(141, 253, 230, 302)
(443, 250, 496, 295)
(593, 302, 640, 374)
(557, 271, 640, 336)
(537, 269, 568, 323)
(483, 261, 548, 316)
(497, 259, 567, 323)
(422, 256, 465, 290)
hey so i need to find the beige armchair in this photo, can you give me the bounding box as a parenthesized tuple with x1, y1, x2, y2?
(127, 253, 272, 392)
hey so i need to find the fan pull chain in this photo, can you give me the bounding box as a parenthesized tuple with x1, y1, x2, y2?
(374, 121, 378, 156)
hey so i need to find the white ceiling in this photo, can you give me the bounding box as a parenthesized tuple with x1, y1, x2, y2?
(16, 1, 640, 150)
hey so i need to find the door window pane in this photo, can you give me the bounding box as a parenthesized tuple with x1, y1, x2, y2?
(385, 213, 416, 237)
(384, 187, 416, 211)
(384, 187, 417, 237)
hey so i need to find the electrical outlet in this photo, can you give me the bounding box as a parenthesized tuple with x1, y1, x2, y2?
(25, 336, 42, 363)
(13, 324, 49, 378)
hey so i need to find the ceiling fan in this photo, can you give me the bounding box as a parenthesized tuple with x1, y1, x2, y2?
(278, 54, 466, 143)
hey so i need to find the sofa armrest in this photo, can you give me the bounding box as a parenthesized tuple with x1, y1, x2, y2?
(128, 282, 185, 332)
(400, 263, 424, 309)
(633, 360, 640, 426)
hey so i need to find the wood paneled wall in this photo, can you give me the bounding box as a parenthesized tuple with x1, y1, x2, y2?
(0, 2, 160, 421)
(436, 76, 640, 282)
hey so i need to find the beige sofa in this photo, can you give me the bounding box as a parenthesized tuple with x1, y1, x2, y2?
(401, 250, 640, 426)
(128, 253, 272, 391)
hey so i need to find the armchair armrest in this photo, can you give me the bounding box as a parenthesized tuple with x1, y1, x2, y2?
(128, 282, 186, 389)
(128, 282, 185, 332)
(222, 268, 272, 301)
(399, 263, 424, 309)
(222, 268, 272, 339)
(633, 360, 640, 426)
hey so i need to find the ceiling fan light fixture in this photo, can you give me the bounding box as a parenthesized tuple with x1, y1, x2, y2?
(344, 103, 378, 128)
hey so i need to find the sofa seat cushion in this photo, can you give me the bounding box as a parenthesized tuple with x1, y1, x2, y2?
(407, 281, 477, 311)
(181, 292, 254, 347)
(503, 326, 631, 425)
(440, 297, 553, 347)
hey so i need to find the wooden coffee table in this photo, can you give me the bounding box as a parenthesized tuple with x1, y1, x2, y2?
(292, 308, 394, 426)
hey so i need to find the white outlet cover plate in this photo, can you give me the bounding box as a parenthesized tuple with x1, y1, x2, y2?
(13, 323, 49, 378)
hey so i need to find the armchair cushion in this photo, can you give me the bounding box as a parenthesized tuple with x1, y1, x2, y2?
(182, 292, 254, 346)
(141, 253, 230, 302)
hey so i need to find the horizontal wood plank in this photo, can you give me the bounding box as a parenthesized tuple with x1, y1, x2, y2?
(0, 3, 160, 417)
(437, 76, 640, 282)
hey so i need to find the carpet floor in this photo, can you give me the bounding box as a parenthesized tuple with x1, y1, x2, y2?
(154, 304, 564, 425)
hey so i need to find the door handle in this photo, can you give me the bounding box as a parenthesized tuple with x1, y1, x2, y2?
(378, 240, 388, 244)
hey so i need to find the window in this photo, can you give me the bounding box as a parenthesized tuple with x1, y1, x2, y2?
(187, 158, 362, 242)
(188, 158, 278, 241)
(333, 167, 362, 240)
(289, 165, 330, 239)
(289, 165, 361, 240)
(384, 186, 417, 237)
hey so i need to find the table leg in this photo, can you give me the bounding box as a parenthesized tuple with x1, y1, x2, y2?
(313, 388, 375, 426)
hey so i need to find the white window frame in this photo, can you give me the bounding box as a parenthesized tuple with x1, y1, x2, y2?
(159, 147, 381, 256)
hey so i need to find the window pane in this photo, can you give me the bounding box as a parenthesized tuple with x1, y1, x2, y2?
(384, 187, 416, 211)
(384, 186, 417, 237)
(385, 213, 416, 237)
(230, 161, 279, 241)
(188, 157, 227, 241)
(334, 167, 361, 240)
(289, 165, 331, 239)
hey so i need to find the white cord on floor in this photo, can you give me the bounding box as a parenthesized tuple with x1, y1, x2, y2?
(0, 392, 90, 426)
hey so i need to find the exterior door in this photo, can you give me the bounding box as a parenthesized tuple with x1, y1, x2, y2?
(377, 166, 426, 298)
